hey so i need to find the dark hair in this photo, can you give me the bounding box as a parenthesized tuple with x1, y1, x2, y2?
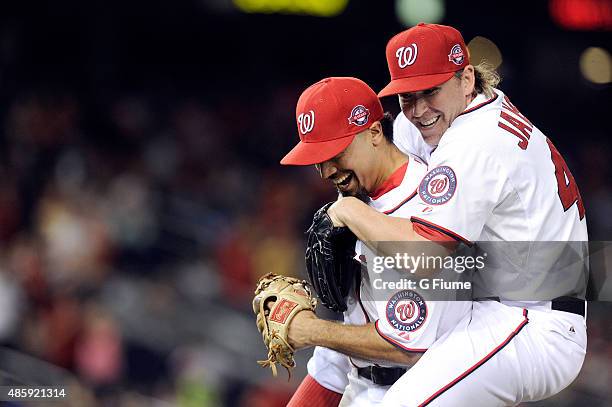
(380, 111, 395, 143)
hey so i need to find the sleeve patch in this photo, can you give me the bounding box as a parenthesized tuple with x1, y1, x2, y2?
(418, 165, 457, 205)
(385, 290, 428, 333)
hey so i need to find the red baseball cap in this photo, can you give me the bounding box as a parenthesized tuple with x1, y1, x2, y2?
(281, 77, 384, 166)
(378, 23, 469, 97)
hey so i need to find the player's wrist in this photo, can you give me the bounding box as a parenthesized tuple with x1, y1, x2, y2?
(288, 310, 318, 350)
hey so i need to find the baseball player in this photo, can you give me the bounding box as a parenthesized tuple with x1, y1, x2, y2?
(280, 77, 472, 406)
(321, 23, 588, 405)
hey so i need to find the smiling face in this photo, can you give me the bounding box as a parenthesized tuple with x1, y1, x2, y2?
(399, 66, 475, 146)
(315, 130, 378, 201)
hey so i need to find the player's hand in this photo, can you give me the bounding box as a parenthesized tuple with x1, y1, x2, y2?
(253, 274, 318, 377)
(264, 301, 316, 350)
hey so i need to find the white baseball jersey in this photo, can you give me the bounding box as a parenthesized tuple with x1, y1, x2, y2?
(350, 160, 471, 362)
(380, 90, 588, 406)
(307, 155, 472, 406)
(409, 89, 588, 301)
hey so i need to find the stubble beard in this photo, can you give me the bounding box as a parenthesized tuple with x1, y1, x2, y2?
(340, 187, 370, 204)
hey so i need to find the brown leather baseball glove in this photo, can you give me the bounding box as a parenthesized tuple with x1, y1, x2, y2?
(253, 273, 317, 378)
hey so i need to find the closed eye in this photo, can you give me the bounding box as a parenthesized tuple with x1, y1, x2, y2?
(422, 87, 440, 96)
(400, 94, 415, 103)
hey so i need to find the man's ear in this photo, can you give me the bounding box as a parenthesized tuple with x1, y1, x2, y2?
(462, 65, 476, 97)
(369, 120, 384, 146)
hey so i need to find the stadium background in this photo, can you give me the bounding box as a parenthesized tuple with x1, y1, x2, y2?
(0, 0, 609, 405)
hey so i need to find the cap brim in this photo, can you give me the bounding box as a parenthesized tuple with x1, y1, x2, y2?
(377, 72, 455, 97)
(280, 134, 356, 166)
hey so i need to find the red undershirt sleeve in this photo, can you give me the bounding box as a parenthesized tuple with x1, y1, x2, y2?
(287, 374, 342, 407)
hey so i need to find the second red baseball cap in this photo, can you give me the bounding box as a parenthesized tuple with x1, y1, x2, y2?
(378, 23, 469, 97)
(281, 77, 384, 166)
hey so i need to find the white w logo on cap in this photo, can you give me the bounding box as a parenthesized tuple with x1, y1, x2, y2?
(396, 43, 418, 68)
(298, 110, 315, 135)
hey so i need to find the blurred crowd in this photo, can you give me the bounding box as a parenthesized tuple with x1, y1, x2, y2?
(0, 82, 609, 406)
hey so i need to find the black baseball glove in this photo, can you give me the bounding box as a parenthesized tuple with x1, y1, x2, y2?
(305, 202, 361, 312)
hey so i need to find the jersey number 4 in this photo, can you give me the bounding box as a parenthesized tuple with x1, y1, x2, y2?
(546, 138, 585, 220)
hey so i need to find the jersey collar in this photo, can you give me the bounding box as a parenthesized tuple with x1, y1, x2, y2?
(369, 161, 409, 200)
(456, 91, 499, 118)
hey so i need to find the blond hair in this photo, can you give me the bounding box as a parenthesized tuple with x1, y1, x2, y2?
(453, 62, 500, 98)
(472, 61, 500, 98)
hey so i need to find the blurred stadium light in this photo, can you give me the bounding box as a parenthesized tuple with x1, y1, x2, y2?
(395, 0, 445, 27)
(232, 0, 349, 16)
(549, 0, 612, 30)
(467, 36, 503, 69)
(580, 46, 612, 84)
